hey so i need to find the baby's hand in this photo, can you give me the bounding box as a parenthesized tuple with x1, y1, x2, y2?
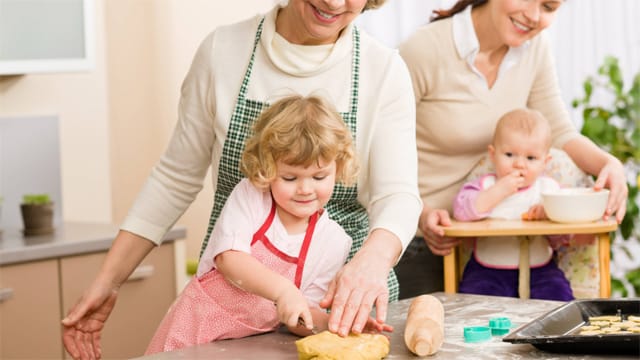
(496, 170, 525, 195)
(522, 204, 547, 221)
(275, 286, 313, 330)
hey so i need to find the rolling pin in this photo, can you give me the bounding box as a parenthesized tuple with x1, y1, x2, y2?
(404, 294, 445, 356)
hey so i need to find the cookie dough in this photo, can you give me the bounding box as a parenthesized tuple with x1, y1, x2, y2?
(295, 331, 389, 360)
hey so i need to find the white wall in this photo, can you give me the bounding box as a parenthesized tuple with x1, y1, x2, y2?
(0, 0, 111, 224)
(0, 0, 278, 261)
(106, 0, 279, 261)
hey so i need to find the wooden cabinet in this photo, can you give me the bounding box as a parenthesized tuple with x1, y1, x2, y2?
(0, 259, 63, 359)
(0, 242, 176, 359)
(61, 243, 176, 359)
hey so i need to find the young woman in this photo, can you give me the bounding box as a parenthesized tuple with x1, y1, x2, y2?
(399, 0, 626, 261)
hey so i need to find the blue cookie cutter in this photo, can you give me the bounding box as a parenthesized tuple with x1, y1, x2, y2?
(463, 326, 492, 343)
(489, 317, 512, 336)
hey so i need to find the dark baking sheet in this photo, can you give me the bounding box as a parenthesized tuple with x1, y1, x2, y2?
(503, 299, 640, 354)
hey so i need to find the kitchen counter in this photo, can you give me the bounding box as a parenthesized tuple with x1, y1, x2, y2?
(135, 292, 637, 360)
(0, 222, 187, 359)
(0, 222, 186, 265)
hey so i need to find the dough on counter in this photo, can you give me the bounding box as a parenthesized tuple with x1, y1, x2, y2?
(295, 331, 389, 360)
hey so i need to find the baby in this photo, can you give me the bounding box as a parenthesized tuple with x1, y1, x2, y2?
(453, 108, 573, 301)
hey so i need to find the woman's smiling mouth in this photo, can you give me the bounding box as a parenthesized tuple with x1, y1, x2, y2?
(511, 18, 532, 32)
(312, 4, 338, 21)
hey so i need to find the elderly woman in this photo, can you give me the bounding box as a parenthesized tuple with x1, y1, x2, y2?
(62, 1, 422, 358)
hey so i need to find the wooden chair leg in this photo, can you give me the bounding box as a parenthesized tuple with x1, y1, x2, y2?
(598, 232, 611, 298)
(518, 236, 530, 299)
(444, 251, 458, 293)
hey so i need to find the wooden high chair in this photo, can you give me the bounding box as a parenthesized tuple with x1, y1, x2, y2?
(442, 218, 618, 298)
(442, 148, 619, 299)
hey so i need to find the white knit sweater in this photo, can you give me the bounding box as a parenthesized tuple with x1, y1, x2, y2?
(121, 5, 422, 251)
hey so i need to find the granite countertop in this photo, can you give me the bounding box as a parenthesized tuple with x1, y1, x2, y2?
(0, 222, 186, 266)
(136, 292, 638, 360)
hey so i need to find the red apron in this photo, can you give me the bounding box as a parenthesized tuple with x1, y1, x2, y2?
(145, 203, 318, 354)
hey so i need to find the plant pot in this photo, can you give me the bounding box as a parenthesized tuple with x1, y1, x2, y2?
(20, 203, 54, 236)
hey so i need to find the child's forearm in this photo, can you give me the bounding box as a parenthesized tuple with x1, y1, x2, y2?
(474, 186, 511, 214)
(215, 250, 297, 303)
(454, 188, 498, 221)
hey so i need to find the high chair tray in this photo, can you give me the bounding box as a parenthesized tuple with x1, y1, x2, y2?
(502, 299, 640, 355)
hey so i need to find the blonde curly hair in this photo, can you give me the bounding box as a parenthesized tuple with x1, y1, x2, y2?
(241, 94, 359, 190)
(365, 0, 387, 10)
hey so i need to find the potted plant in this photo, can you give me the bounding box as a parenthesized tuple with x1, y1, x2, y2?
(20, 193, 54, 236)
(572, 55, 640, 297)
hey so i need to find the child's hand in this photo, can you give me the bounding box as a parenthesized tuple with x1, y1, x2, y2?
(362, 316, 394, 334)
(521, 204, 547, 221)
(496, 170, 525, 195)
(275, 286, 313, 330)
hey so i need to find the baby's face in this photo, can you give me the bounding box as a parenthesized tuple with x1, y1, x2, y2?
(490, 131, 550, 188)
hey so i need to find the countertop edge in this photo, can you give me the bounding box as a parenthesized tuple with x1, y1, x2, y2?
(0, 223, 187, 266)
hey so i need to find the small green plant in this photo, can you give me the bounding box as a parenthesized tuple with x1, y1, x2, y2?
(22, 194, 52, 205)
(572, 55, 640, 297)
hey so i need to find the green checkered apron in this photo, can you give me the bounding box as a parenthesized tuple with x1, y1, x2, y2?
(200, 18, 399, 301)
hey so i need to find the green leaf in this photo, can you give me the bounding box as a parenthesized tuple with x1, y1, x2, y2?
(610, 278, 628, 297)
(626, 268, 640, 290)
(620, 216, 634, 239)
(584, 78, 593, 100)
(610, 65, 624, 95)
(571, 99, 580, 108)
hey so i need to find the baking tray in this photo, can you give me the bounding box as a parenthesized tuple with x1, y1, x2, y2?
(503, 299, 640, 354)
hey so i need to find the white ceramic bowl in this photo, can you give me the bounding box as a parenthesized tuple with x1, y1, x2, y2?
(542, 188, 609, 223)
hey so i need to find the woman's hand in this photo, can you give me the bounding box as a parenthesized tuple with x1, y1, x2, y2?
(61, 281, 119, 360)
(419, 207, 459, 256)
(61, 231, 154, 360)
(319, 230, 399, 337)
(564, 137, 628, 224)
(593, 156, 628, 223)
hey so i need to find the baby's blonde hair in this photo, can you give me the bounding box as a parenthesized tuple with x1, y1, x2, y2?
(241, 94, 359, 190)
(493, 108, 552, 150)
(365, 0, 387, 10)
